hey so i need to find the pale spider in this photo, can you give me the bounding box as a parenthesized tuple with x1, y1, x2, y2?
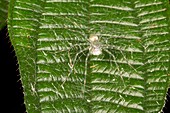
(59, 33, 137, 92)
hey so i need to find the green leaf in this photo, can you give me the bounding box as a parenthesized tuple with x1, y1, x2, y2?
(0, 0, 9, 30)
(8, 0, 170, 113)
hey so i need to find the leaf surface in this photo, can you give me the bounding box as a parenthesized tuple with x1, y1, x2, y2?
(0, 0, 9, 29)
(8, 0, 170, 113)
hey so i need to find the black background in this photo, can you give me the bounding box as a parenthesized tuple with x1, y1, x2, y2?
(0, 25, 169, 113)
(0, 26, 26, 113)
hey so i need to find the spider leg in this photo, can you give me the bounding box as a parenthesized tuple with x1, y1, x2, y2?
(104, 45, 138, 76)
(61, 47, 89, 87)
(54, 43, 89, 54)
(83, 52, 90, 95)
(118, 49, 138, 73)
(102, 49, 126, 87)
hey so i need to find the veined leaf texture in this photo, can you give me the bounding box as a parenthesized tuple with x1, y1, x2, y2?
(8, 0, 170, 113)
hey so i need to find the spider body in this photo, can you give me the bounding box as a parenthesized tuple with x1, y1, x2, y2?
(89, 34, 102, 56)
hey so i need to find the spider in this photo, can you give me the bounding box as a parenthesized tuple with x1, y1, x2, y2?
(58, 33, 138, 93)
(88, 34, 102, 56)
